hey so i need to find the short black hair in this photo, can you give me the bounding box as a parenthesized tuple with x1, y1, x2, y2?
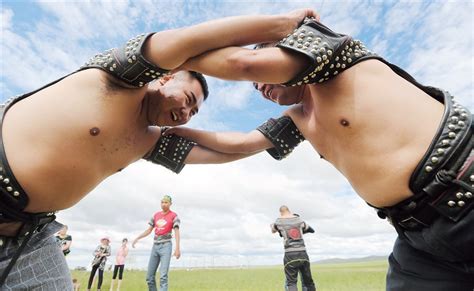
(189, 71, 209, 101)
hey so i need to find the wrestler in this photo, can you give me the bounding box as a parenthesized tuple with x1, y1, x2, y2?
(166, 18, 474, 290)
(0, 9, 318, 289)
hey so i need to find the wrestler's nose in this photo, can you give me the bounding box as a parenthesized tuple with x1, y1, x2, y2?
(254, 82, 265, 92)
(179, 107, 191, 123)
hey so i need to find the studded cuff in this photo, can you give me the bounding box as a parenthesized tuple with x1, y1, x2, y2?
(143, 132, 196, 174)
(277, 18, 379, 86)
(81, 33, 169, 88)
(257, 116, 305, 160)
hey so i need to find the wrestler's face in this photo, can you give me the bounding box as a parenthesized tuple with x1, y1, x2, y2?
(149, 72, 205, 126)
(253, 82, 304, 105)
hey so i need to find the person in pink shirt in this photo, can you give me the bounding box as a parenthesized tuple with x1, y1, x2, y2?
(110, 238, 129, 291)
(133, 195, 180, 291)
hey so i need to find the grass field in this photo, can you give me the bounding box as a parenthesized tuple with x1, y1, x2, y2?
(71, 260, 388, 291)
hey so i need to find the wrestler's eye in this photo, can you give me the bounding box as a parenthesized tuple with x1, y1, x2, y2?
(253, 82, 258, 90)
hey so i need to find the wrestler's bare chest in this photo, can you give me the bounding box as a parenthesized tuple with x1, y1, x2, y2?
(2, 70, 158, 212)
(288, 61, 444, 207)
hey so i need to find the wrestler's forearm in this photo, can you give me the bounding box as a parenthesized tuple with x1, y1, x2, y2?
(184, 145, 260, 165)
(181, 46, 308, 84)
(147, 9, 317, 70)
(169, 128, 272, 154)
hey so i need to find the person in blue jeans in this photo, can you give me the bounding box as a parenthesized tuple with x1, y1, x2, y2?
(133, 195, 180, 291)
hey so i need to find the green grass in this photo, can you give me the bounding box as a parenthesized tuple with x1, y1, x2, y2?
(72, 260, 388, 291)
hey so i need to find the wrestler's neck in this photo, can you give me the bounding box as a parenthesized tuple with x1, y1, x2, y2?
(141, 92, 161, 127)
(301, 86, 314, 115)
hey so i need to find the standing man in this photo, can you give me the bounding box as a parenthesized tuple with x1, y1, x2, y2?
(271, 206, 316, 291)
(133, 195, 180, 291)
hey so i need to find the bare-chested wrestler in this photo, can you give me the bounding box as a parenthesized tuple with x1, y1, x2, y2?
(0, 9, 317, 289)
(165, 18, 473, 290)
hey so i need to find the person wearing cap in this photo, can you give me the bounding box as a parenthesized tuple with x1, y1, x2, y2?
(87, 237, 111, 291)
(132, 195, 180, 291)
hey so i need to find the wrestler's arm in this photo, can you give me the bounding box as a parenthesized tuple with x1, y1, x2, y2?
(166, 127, 273, 155)
(179, 46, 309, 84)
(183, 145, 262, 164)
(146, 9, 317, 70)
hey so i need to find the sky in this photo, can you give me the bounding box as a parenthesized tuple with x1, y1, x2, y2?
(1, 0, 473, 270)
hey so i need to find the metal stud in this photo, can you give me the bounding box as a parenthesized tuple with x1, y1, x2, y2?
(431, 157, 439, 164)
(3, 178, 9, 184)
(458, 201, 465, 207)
(470, 175, 474, 182)
(6, 186, 12, 192)
(425, 166, 433, 172)
(441, 139, 450, 146)
(436, 148, 445, 154)
(456, 192, 464, 199)
(447, 201, 456, 207)
(465, 192, 472, 199)
(448, 132, 456, 139)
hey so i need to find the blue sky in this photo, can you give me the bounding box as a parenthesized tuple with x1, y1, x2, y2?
(1, 0, 473, 270)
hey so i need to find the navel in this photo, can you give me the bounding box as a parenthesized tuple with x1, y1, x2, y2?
(89, 127, 101, 136)
(340, 119, 350, 127)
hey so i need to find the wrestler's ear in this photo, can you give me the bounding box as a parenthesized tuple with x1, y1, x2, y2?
(158, 74, 175, 85)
